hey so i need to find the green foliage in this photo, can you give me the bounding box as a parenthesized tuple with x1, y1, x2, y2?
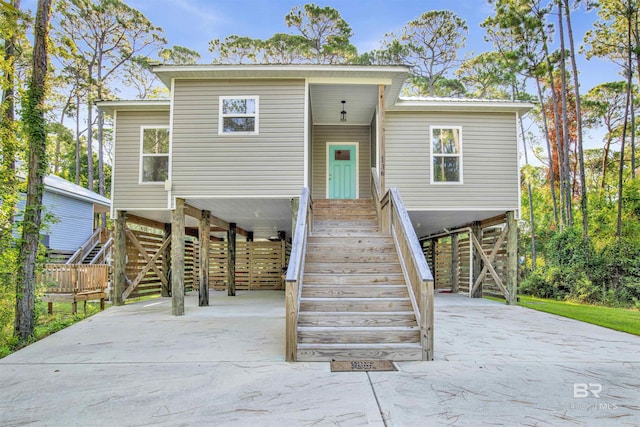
(521, 226, 640, 307)
(377, 10, 468, 96)
(209, 4, 356, 65)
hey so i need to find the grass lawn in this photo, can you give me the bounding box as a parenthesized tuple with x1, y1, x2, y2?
(518, 295, 640, 336)
(0, 301, 105, 359)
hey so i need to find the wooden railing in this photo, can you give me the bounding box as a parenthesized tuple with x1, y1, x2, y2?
(375, 173, 434, 360)
(285, 187, 312, 362)
(67, 227, 103, 264)
(40, 264, 110, 293)
(89, 236, 113, 265)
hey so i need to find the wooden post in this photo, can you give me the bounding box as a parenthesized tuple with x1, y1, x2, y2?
(161, 223, 171, 297)
(291, 197, 299, 240)
(112, 210, 127, 306)
(199, 210, 211, 307)
(171, 198, 185, 315)
(430, 239, 437, 288)
(506, 211, 518, 305)
(247, 231, 254, 242)
(278, 230, 286, 241)
(451, 233, 459, 293)
(472, 221, 483, 298)
(227, 222, 236, 296)
(378, 84, 386, 192)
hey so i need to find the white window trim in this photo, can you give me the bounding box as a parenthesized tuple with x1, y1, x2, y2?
(429, 125, 463, 185)
(139, 125, 170, 184)
(218, 95, 259, 135)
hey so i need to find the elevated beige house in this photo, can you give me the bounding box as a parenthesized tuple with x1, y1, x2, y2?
(98, 65, 533, 362)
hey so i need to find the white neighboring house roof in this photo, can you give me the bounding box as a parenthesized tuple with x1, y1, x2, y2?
(44, 174, 111, 209)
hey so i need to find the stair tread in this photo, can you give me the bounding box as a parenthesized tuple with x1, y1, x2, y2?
(298, 325, 418, 331)
(297, 342, 421, 349)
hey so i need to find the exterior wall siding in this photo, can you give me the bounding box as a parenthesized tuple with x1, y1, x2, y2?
(171, 79, 305, 198)
(113, 110, 170, 210)
(17, 192, 94, 251)
(311, 125, 372, 200)
(385, 111, 519, 210)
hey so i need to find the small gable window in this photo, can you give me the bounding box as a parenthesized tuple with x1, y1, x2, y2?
(430, 126, 463, 184)
(219, 96, 259, 134)
(140, 127, 169, 183)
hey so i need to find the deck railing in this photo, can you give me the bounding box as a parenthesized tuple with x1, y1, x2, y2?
(374, 171, 435, 361)
(285, 187, 312, 362)
(67, 227, 103, 264)
(40, 264, 110, 294)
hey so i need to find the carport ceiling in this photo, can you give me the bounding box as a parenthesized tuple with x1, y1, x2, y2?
(310, 84, 378, 126)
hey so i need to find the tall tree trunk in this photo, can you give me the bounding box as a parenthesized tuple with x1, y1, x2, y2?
(601, 134, 613, 191)
(617, 3, 634, 239)
(75, 93, 81, 185)
(563, 0, 588, 239)
(14, 0, 52, 342)
(632, 6, 639, 177)
(519, 114, 537, 269)
(535, 78, 560, 226)
(557, 0, 573, 226)
(86, 64, 94, 192)
(0, 0, 21, 236)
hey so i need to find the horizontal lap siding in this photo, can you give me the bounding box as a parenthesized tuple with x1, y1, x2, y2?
(385, 111, 518, 210)
(44, 192, 94, 252)
(113, 110, 170, 210)
(172, 79, 305, 197)
(311, 125, 371, 199)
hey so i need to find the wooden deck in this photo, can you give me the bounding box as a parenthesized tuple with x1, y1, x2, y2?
(39, 264, 109, 314)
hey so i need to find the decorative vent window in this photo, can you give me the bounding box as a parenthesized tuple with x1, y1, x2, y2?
(140, 127, 169, 183)
(431, 126, 462, 183)
(219, 96, 259, 134)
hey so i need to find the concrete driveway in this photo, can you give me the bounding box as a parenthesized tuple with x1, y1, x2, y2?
(0, 291, 639, 426)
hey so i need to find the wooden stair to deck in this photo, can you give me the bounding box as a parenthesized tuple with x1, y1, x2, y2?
(296, 199, 422, 361)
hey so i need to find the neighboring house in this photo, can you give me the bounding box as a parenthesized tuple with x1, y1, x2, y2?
(17, 174, 111, 259)
(98, 65, 533, 361)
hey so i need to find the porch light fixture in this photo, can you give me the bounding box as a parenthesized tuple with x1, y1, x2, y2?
(340, 100, 347, 122)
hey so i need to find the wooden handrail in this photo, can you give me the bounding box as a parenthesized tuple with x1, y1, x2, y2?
(89, 236, 113, 265)
(285, 187, 311, 362)
(377, 185, 434, 361)
(67, 227, 104, 264)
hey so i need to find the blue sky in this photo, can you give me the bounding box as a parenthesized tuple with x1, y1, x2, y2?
(123, 0, 619, 93)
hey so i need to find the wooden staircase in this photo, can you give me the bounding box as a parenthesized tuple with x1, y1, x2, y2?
(296, 199, 422, 361)
(81, 243, 102, 264)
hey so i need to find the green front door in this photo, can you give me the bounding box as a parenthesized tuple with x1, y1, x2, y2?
(328, 144, 357, 199)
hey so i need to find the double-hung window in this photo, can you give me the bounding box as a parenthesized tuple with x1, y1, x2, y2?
(140, 127, 169, 183)
(430, 126, 463, 184)
(219, 96, 259, 134)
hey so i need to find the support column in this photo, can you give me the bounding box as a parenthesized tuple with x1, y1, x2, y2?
(472, 221, 483, 298)
(506, 211, 518, 305)
(161, 223, 171, 297)
(451, 233, 459, 293)
(112, 211, 127, 306)
(199, 210, 211, 307)
(171, 198, 185, 315)
(377, 84, 386, 192)
(227, 222, 236, 296)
